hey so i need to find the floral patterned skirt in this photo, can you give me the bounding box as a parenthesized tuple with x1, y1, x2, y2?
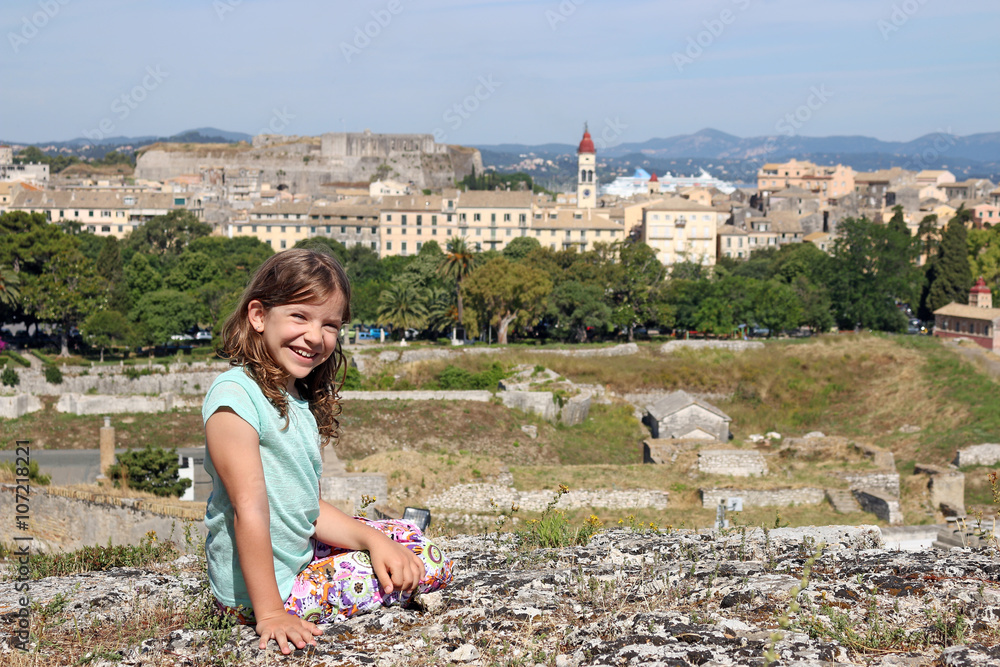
(216, 517, 453, 625)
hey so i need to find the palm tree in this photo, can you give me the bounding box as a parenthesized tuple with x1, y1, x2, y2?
(0, 266, 21, 308)
(437, 237, 479, 329)
(424, 286, 458, 337)
(377, 282, 428, 332)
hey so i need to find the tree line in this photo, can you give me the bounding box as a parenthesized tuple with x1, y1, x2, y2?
(0, 204, 994, 357)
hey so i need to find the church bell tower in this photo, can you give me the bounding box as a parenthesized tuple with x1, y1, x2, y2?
(577, 124, 596, 209)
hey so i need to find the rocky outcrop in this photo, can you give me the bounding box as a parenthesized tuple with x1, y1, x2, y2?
(5, 526, 1000, 665)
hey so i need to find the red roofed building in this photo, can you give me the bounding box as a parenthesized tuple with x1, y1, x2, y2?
(648, 172, 660, 195)
(933, 278, 1000, 350)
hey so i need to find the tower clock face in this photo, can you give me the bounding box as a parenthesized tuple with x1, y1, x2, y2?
(583, 188, 591, 197)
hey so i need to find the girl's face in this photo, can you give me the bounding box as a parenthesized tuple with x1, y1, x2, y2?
(247, 292, 346, 394)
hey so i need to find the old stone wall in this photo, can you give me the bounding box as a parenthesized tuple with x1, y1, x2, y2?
(499, 390, 591, 426)
(854, 488, 904, 524)
(15, 369, 223, 396)
(136, 137, 481, 191)
(0, 394, 42, 419)
(320, 473, 388, 515)
(661, 340, 765, 353)
(56, 393, 201, 415)
(428, 483, 669, 514)
(700, 487, 826, 508)
(697, 449, 768, 476)
(955, 443, 1000, 467)
(0, 484, 206, 553)
(841, 472, 901, 498)
(340, 390, 492, 402)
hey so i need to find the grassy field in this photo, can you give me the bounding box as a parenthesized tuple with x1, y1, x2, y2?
(4, 334, 1000, 528)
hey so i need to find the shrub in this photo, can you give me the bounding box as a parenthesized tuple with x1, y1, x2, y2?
(342, 366, 362, 391)
(1, 367, 19, 387)
(44, 364, 63, 384)
(4, 350, 30, 367)
(106, 445, 192, 497)
(0, 459, 51, 485)
(437, 362, 507, 391)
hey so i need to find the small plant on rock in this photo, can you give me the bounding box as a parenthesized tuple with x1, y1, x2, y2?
(1, 367, 19, 387)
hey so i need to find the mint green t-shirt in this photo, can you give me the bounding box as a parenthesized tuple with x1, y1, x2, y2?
(202, 367, 322, 609)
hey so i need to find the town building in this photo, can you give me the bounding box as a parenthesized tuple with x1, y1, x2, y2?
(577, 126, 597, 209)
(933, 278, 1000, 350)
(8, 188, 204, 238)
(641, 197, 728, 266)
(379, 194, 456, 257)
(757, 159, 855, 199)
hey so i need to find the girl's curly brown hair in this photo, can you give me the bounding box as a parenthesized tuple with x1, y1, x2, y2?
(218, 248, 351, 447)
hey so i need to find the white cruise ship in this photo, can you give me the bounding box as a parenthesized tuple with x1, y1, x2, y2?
(602, 168, 735, 197)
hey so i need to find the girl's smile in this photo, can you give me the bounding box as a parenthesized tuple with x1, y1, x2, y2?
(247, 295, 346, 394)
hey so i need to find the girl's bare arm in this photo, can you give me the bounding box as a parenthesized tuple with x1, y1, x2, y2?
(206, 408, 322, 653)
(313, 500, 425, 594)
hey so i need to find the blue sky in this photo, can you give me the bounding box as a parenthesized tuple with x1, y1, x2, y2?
(2, 0, 998, 146)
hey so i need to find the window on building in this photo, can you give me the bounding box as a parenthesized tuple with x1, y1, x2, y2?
(89, 210, 94, 217)
(118, 225, 123, 232)
(387, 241, 392, 250)
(101, 225, 111, 232)
(460, 213, 466, 222)
(401, 215, 407, 225)
(356, 226, 361, 233)
(280, 240, 287, 249)
(174, 197, 186, 206)
(326, 226, 331, 233)
(417, 215, 422, 225)
(371, 241, 377, 250)
(252, 225, 258, 232)
(432, 215, 437, 225)
(474, 213, 481, 222)
(401, 242, 407, 253)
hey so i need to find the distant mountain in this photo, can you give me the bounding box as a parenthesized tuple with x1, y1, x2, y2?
(2, 128, 252, 155)
(475, 129, 1000, 189)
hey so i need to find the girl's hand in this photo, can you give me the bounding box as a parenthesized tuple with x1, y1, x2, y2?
(368, 537, 426, 595)
(254, 610, 323, 654)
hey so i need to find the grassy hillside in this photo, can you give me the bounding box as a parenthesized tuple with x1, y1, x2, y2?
(4, 335, 1000, 528)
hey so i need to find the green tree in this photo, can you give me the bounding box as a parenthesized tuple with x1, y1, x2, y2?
(96, 236, 130, 313)
(129, 289, 200, 345)
(463, 257, 552, 344)
(124, 210, 212, 256)
(502, 236, 542, 261)
(81, 310, 132, 362)
(925, 212, 974, 314)
(163, 251, 222, 293)
(20, 248, 107, 356)
(106, 445, 191, 497)
(438, 237, 480, 330)
(0, 265, 20, 307)
(827, 217, 920, 332)
(124, 252, 163, 306)
(751, 279, 802, 337)
(603, 241, 666, 341)
(377, 282, 428, 331)
(545, 280, 611, 342)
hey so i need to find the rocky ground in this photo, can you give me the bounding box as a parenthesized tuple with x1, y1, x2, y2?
(4, 525, 1000, 666)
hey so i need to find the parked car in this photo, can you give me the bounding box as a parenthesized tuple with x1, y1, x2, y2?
(195, 330, 213, 341)
(170, 333, 194, 341)
(403, 328, 420, 340)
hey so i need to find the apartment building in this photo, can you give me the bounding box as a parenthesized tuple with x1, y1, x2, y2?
(379, 194, 457, 257)
(757, 159, 855, 199)
(9, 189, 204, 237)
(454, 190, 533, 252)
(528, 207, 625, 252)
(231, 200, 381, 251)
(641, 197, 728, 266)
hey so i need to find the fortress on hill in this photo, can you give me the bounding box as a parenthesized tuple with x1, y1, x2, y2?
(134, 130, 482, 191)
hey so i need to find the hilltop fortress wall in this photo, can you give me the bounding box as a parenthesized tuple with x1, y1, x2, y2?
(135, 131, 482, 191)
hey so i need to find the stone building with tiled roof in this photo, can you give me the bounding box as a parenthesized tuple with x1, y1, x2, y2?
(933, 278, 1000, 350)
(642, 197, 729, 266)
(528, 207, 624, 252)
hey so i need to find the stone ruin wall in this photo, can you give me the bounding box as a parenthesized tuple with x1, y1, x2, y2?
(135, 133, 482, 191)
(700, 487, 826, 509)
(697, 449, 768, 477)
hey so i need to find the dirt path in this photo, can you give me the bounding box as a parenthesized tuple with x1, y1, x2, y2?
(944, 339, 1000, 380)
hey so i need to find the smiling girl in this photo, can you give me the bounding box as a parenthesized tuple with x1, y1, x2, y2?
(202, 249, 452, 653)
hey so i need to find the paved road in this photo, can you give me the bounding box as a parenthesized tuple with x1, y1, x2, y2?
(0, 446, 206, 487)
